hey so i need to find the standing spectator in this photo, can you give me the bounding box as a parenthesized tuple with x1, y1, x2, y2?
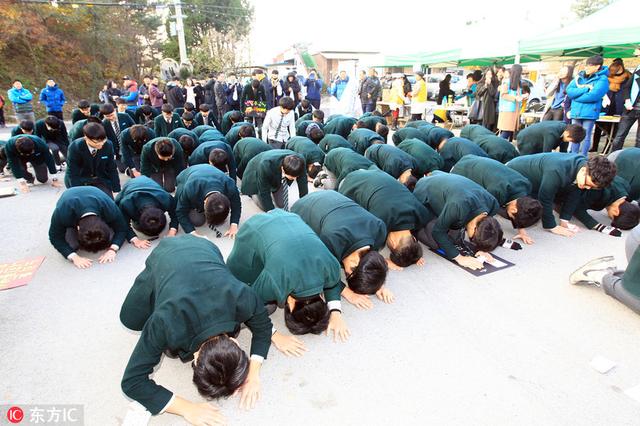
(497, 65, 526, 140)
(39, 78, 66, 120)
(592, 59, 631, 152)
(0, 93, 5, 127)
(105, 80, 122, 106)
(7, 80, 35, 123)
(358, 70, 367, 112)
(566, 55, 610, 155)
(263, 69, 283, 110)
(193, 79, 205, 109)
(410, 71, 427, 121)
(612, 49, 640, 151)
(184, 78, 197, 106)
(304, 69, 323, 110)
(166, 77, 185, 109)
(475, 68, 499, 131)
(148, 77, 164, 108)
(329, 70, 349, 101)
(389, 75, 406, 130)
(496, 67, 506, 84)
(241, 77, 267, 135)
(262, 97, 296, 149)
(437, 74, 455, 105)
(139, 75, 152, 106)
(361, 69, 381, 113)
(283, 72, 302, 106)
(214, 72, 229, 125)
(226, 73, 242, 111)
(121, 76, 139, 110)
(203, 73, 217, 113)
(542, 65, 574, 122)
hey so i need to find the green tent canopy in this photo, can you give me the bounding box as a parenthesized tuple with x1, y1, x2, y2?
(519, 0, 640, 59)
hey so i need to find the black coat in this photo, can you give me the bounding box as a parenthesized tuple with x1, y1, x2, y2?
(475, 80, 499, 129)
(166, 85, 185, 108)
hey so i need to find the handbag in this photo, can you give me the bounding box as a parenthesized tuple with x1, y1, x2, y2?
(468, 99, 482, 121)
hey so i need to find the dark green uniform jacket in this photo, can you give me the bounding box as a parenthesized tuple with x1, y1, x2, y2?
(241, 149, 308, 211)
(474, 135, 519, 164)
(570, 176, 629, 229)
(424, 127, 454, 150)
(225, 125, 246, 148)
(439, 137, 489, 172)
(115, 176, 178, 241)
(65, 138, 120, 192)
(175, 164, 241, 233)
(295, 120, 324, 136)
(323, 115, 357, 139)
(103, 113, 135, 155)
(140, 138, 185, 177)
(318, 134, 353, 153)
(285, 136, 325, 165)
(613, 148, 640, 201)
(324, 147, 376, 185)
(396, 138, 444, 176)
(5, 135, 57, 179)
(153, 113, 183, 137)
(35, 119, 69, 148)
(348, 128, 384, 155)
(233, 138, 272, 179)
(413, 171, 499, 259)
(295, 112, 313, 127)
(193, 125, 216, 138)
(391, 127, 428, 146)
(67, 119, 87, 143)
(507, 153, 587, 229)
(70, 106, 99, 124)
(120, 235, 272, 415)
(460, 124, 494, 141)
(516, 121, 567, 155)
(339, 169, 431, 232)
(227, 210, 342, 303)
(121, 127, 156, 170)
(199, 129, 227, 144)
(221, 110, 241, 134)
(188, 141, 236, 180)
(292, 191, 387, 261)
(167, 128, 200, 145)
(364, 144, 415, 179)
(195, 111, 219, 129)
(451, 154, 530, 206)
(134, 107, 160, 126)
(358, 115, 386, 131)
(49, 186, 127, 258)
(405, 120, 432, 129)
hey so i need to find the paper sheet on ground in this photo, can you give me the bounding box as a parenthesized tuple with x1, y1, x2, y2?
(0, 256, 45, 291)
(430, 248, 515, 276)
(590, 355, 616, 374)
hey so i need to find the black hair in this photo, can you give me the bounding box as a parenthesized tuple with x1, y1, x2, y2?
(565, 124, 586, 143)
(471, 216, 503, 252)
(347, 250, 388, 295)
(308, 127, 324, 144)
(204, 192, 231, 226)
(19, 120, 34, 132)
(279, 96, 295, 110)
(100, 103, 115, 115)
(140, 105, 153, 116)
(12, 79, 22, 84)
(44, 116, 61, 129)
(586, 156, 616, 188)
(312, 110, 324, 121)
(115, 98, 127, 105)
(192, 335, 249, 399)
(307, 163, 322, 179)
(178, 135, 197, 157)
(83, 122, 107, 140)
(512, 197, 543, 229)
(271, 69, 279, 75)
(229, 110, 243, 123)
(155, 139, 175, 157)
(509, 64, 523, 91)
(355, 120, 367, 129)
(138, 206, 167, 236)
(182, 111, 194, 121)
(78, 100, 91, 109)
(389, 235, 423, 267)
(15, 137, 35, 154)
(586, 55, 604, 66)
(209, 148, 229, 173)
(199, 103, 210, 112)
(86, 116, 102, 124)
(172, 77, 180, 82)
(238, 125, 255, 139)
(376, 124, 389, 141)
(129, 125, 148, 144)
(161, 104, 174, 113)
(466, 73, 475, 80)
(184, 102, 195, 111)
(611, 201, 640, 230)
(282, 154, 305, 177)
(251, 79, 260, 89)
(402, 174, 418, 192)
(300, 99, 311, 109)
(284, 295, 330, 335)
(370, 110, 383, 117)
(77, 216, 112, 252)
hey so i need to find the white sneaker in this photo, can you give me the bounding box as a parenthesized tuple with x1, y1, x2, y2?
(569, 256, 616, 286)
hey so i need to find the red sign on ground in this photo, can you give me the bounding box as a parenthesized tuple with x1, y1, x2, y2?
(0, 257, 45, 291)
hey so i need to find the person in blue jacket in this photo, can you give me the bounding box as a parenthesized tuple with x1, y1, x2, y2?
(38, 79, 66, 120)
(121, 76, 140, 111)
(566, 56, 610, 155)
(329, 71, 349, 101)
(304, 69, 323, 110)
(7, 80, 35, 123)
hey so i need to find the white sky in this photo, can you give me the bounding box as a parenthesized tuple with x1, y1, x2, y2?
(248, 0, 577, 64)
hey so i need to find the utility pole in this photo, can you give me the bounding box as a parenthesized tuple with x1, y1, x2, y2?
(172, 0, 189, 65)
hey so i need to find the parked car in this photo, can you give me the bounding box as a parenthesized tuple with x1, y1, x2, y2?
(522, 77, 546, 108)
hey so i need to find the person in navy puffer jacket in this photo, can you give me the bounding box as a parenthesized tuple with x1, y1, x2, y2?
(39, 79, 66, 120)
(304, 69, 323, 110)
(566, 56, 610, 155)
